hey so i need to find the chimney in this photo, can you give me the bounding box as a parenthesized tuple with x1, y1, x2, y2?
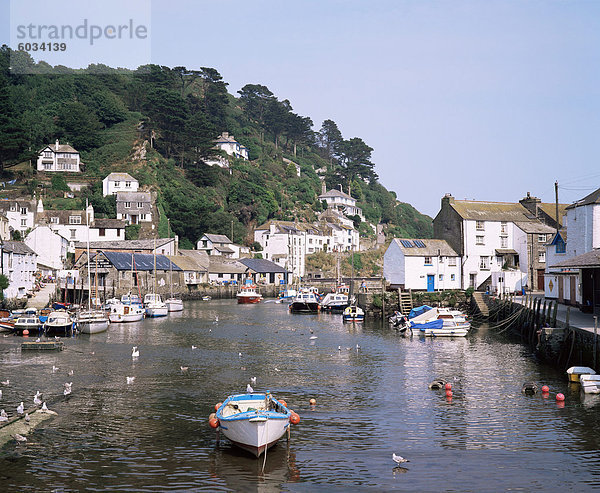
(222, 132, 229, 139)
(442, 193, 455, 208)
(55, 139, 59, 151)
(37, 198, 44, 213)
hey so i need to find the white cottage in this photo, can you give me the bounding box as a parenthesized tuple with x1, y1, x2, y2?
(102, 172, 139, 196)
(384, 238, 461, 291)
(0, 241, 37, 299)
(204, 132, 249, 169)
(37, 140, 81, 172)
(318, 186, 365, 221)
(25, 225, 68, 271)
(0, 199, 36, 237)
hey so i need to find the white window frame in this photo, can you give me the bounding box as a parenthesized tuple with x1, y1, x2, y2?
(479, 256, 490, 270)
(448, 257, 457, 266)
(538, 234, 547, 243)
(538, 251, 546, 263)
(476, 221, 485, 231)
(69, 215, 81, 225)
(500, 236, 508, 248)
(424, 256, 432, 265)
(476, 235, 485, 245)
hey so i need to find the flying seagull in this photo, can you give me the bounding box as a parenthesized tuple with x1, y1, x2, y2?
(392, 453, 409, 464)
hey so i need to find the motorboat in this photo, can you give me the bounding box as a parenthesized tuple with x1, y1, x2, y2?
(144, 293, 168, 318)
(76, 309, 110, 334)
(44, 311, 74, 337)
(108, 302, 145, 323)
(389, 311, 409, 331)
(237, 281, 263, 304)
(277, 289, 297, 302)
(165, 297, 184, 312)
(202, 296, 212, 301)
(102, 298, 120, 311)
(409, 307, 470, 337)
(289, 289, 320, 313)
(13, 316, 42, 336)
(320, 292, 349, 312)
(121, 293, 144, 308)
(566, 366, 596, 383)
(343, 305, 365, 322)
(580, 374, 600, 394)
(214, 392, 298, 457)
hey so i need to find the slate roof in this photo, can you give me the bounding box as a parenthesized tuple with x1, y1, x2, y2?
(203, 234, 231, 244)
(1, 241, 36, 255)
(238, 258, 287, 273)
(95, 251, 181, 271)
(208, 257, 247, 274)
(91, 218, 126, 229)
(40, 142, 78, 154)
(550, 249, 600, 269)
(514, 221, 556, 234)
(318, 189, 354, 201)
(214, 245, 235, 254)
(179, 249, 210, 270)
(215, 132, 240, 144)
(566, 187, 600, 210)
(166, 255, 207, 272)
(0, 199, 36, 213)
(392, 238, 459, 257)
(73, 238, 174, 251)
(449, 200, 533, 222)
(37, 210, 87, 225)
(537, 203, 568, 226)
(104, 172, 137, 182)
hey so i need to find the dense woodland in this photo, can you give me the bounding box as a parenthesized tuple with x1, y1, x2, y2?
(0, 46, 433, 249)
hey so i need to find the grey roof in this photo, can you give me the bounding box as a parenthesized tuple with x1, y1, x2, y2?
(91, 218, 126, 229)
(318, 189, 354, 201)
(104, 172, 137, 182)
(0, 199, 36, 212)
(74, 238, 174, 251)
(1, 241, 36, 255)
(208, 256, 247, 274)
(514, 221, 556, 234)
(203, 234, 231, 244)
(392, 238, 459, 257)
(40, 141, 78, 154)
(448, 200, 534, 222)
(95, 251, 181, 271)
(550, 249, 600, 269)
(179, 249, 210, 270)
(214, 245, 235, 254)
(38, 210, 86, 225)
(238, 258, 287, 273)
(566, 187, 600, 210)
(167, 254, 207, 272)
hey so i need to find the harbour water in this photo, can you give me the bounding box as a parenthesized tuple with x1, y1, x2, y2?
(1, 300, 600, 491)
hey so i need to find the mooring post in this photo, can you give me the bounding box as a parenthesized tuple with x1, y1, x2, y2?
(552, 301, 558, 328)
(542, 300, 547, 327)
(381, 277, 386, 321)
(566, 306, 570, 330)
(594, 316, 598, 371)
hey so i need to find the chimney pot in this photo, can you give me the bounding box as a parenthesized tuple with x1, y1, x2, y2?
(55, 139, 59, 151)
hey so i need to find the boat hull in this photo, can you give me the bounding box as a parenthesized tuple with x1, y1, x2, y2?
(580, 374, 600, 394)
(165, 299, 184, 312)
(222, 419, 289, 457)
(237, 295, 262, 304)
(78, 319, 110, 334)
(420, 327, 469, 337)
(146, 306, 168, 317)
(108, 304, 145, 323)
(289, 302, 320, 313)
(44, 323, 73, 337)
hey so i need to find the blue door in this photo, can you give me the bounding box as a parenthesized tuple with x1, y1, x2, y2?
(427, 275, 435, 292)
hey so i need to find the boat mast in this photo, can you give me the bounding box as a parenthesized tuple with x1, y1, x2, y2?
(86, 199, 91, 311)
(153, 237, 157, 296)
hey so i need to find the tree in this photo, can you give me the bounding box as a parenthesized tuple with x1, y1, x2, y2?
(184, 112, 216, 166)
(0, 75, 27, 173)
(199, 67, 229, 130)
(56, 101, 102, 150)
(0, 274, 8, 300)
(286, 114, 313, 156)
(144, 88, 187, 158)
(318, 119, 343, 165)
(337, 137, 378, 184)
(238, 84, 275, 141)
(264, 99, 292, 149)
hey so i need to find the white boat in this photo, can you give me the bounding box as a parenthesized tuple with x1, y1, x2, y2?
(165, 298, 184, 312)
(277, 289, 297, 302)
(343, 305, 364, 322)
(108, 302, 145, 323)
(566, 366, 596, 383)
(121, 293, 144, 308)
(144, 293, 168, 318)
(13, 316, 41, 335)
(580, 374, 600, 394)
(44, 311, 74, 337)
(289, 288, 320, 313)
(320, 292, 349, 312)
(77, 309, 110, 334)
(410, 307, 470, 337)
(215, 392, 296, 457)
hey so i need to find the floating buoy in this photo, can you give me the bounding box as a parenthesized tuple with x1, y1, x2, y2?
(556, 393, 565, 402)
(23, 329, 29, 336)
(309, 398, 316, 406)
(522, 382, 538, 395)
(289, 412, 300, 424)
(541, 385, 550, 393)
(209, 417, 220, 429)
(214, 402, 222, 411)
(444, 383, 452, 390)
(279, 399, 287, 408)
(445, 390, 453, 398)
(209, 412, 216, 421)
(428, 379, 447, 390)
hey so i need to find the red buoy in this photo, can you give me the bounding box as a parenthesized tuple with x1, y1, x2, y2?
(278, 399, 287, 408)
(209, 417, 219, 429)
(444, 383, 452, 390)
(214, 402, 222, 411)
(289, 412, 300, 424)
(541, 385, 550, 393)
(445, 390, 453, 398)
(556, 393, 565, 401)
(23, 329, 29, 336)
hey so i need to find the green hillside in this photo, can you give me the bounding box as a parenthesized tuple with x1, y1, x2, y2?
(0, 46, 433, 248)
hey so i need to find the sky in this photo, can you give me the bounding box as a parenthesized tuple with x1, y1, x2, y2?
(2, 0, 600, 217)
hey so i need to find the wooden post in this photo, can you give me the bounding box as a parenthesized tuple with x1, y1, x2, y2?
(566, 306, 570, 330)
(552, 301, 558, 328)
(542, 300, 547, 326)
(381, 277, 385, 321)
(594, 316, 598, 371)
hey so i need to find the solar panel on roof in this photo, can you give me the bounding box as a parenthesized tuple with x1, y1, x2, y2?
(400, 240, 414, 248)
(414, 240, 426, 248)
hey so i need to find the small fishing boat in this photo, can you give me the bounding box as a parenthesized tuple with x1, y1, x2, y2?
(13, 316, 42, 335)
(580, 374, 600, 394)
(44, 311, 74, 337)
(76, 309, 110, 334)
(277, 289, 297, 302)
(165, 297, 184, 312)
(144, 293, 168, 317)
(237, 280, 263, 304)
(214, 392, 298, 457)
(566, 366, 596, 383)
(289, 289, 320, 313)
(409, 307, 470, 337)
(202, 296, 212, 301)
(108, 302, 145, 323)
(320, 292, 349, 312)
(343, 305, 365, 322)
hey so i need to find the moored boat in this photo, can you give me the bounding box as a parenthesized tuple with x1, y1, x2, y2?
(277, 288, 297, 302)
(409, 307, 470, 337)
(213, 392, 298, 457)
(44, 310, 74, 337)
(566, 366, 596, 383)
(580, 374, 600, 394)
(108, 302, 145, 323)
(320, 292, 349, 312)
(77, 309, 110, 334)
(343, 305, 365, 322)
(237, 281, 263, 304)
(165, 297, 184, 312)
(289, 289, 320, 313)
(13, 316, 42, 335)
(144, 293, 168, 317)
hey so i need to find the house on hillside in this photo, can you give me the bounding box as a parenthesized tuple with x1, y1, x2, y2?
(318, 185, 365, 222)
(0, 199, 37, 238)
(25, 225, 68, 272)
(102, 172, 139, 196)
(36, 203, 94, 253)
(197, 234, 235, 257)
(37, 139, 81, 172)
(116, 191, 153, 225)
(384, 238, 461, 291)
(0, 241, 37, 299)
(204, 132, 248, 169)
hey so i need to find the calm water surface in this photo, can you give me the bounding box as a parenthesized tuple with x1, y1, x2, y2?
(1, 300, 599, 492)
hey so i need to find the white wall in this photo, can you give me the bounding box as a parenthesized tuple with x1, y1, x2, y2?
(25, 226, 67, 270)
(1, 249, 37, 299)
(102, 177, 139, 196)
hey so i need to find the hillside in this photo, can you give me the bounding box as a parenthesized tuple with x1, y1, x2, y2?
(0, 46, 433, 249)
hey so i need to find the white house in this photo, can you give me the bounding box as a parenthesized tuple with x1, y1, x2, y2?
(197, 234, 235, 257)
(0, 199, 37, 237)
(318, 186, 365, 222)
(204, 132, 249, 169)
(254, 221, 306, 279)
(37, 139, 81, 172)
(102, 172, 139, 196)
(384, 238, 461, 291)
(116, 191, 153, 225)
(207, 257, 248, 284)
(36, 204, 94, 254)
(25, 225, 68, 273)
(0, 241, 37, 299)
(89, 219, 126, 242)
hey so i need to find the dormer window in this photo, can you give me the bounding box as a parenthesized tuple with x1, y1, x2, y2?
(20, 207, 27, 215)
(114, 181, 120, 187)
(69, 215, 81, 225)
(51, 217, 59, 224)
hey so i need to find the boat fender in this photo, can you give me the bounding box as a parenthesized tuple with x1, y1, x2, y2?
(428, 379, 447, 390)
(214, 402, 222, 411)
(289, 412, 300, 425)
(521, 382, 538, 395)
(209, 417, 220, 429)
(278, 399, 287, 408)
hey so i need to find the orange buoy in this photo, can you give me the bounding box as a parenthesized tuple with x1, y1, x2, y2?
(23, 329, 29, 336)
(209, 413, 216, 421)
(209, 417, 220, 429)
(445, 390, 453, 398)
(289, 412, 300, 424)
(541, 385, 550, 393)
(278, 399, 287, 408)
(444, 383, 452, 390)
(309, 398, 316, 406)
(214, 402, 222, 411)
(556, 393, 565, 401)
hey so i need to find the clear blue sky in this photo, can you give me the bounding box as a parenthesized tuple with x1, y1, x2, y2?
(3, 0, 600, 217)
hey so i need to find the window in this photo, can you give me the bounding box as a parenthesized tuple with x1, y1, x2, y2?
(43, 151, 52, 158)
(44, 163, 52, 170)
(117, 229, 121, 237)
(20, 207, 27, 215)
(218, 273, 223, 278)
(538, 234, 547, 243)
(9, 204, 15, 211)
(424, 257, 432, 265)
(439, 256, 444, 263)
(448, 257, 457, 266)
(556, 239, 566, 254)
(121, 271, 127, 279)
(125, 181, 131, 188)
(137, 202, 143, 208)
(439, 274, 444, 281)
(124, 202, 131, 208)
(476, 235, 484, 245)
(70, 229, 76, 239)
(500, 221, 508, 234)
(476, 221, 485, 231)
(51, 217, 59, 224)
(99, 228, 106, 237)
(500, 236, 508, 248)
(451, 274, 456, 281)
(20, 219, 26, 226)
(114, 181, 120, 188)
(140, 214, 147, 220)
(69, 215, 81, 224)
(538, 251, 546, 263)
(479, 256, 490, 270)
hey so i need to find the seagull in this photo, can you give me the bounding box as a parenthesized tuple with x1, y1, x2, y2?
(191, 345, 197, 350)
(126, 376, 135, 384)
(52, 366, 59, 373)
(132, 346, 139, 358)
(41, 402, 48, 412)
(274, 367, 281, 372)
(0, 415, 7, 422)
(356, 344, 360, 351)
(33, 392, 42, 406)
(16, 402, 24, 415)
(247, 384, 254, 393)
(310, 336, 318, 340)
(180, 366, 189, 372)
(1, 409, 8, 418)
(64, 382, 72, 390)
(24, 413, 30, 424)
(392, 453, 409, 464)
(338, 346, 341, 351)
(250, 376, 257, 384)
(12, 433, 27, 443)
(238, 352, 242, 358)
(1, 379, 9, 386)
(36, 338, 41, 343)
(310, 329, 314, 334)
(68, 370, 74, 376)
